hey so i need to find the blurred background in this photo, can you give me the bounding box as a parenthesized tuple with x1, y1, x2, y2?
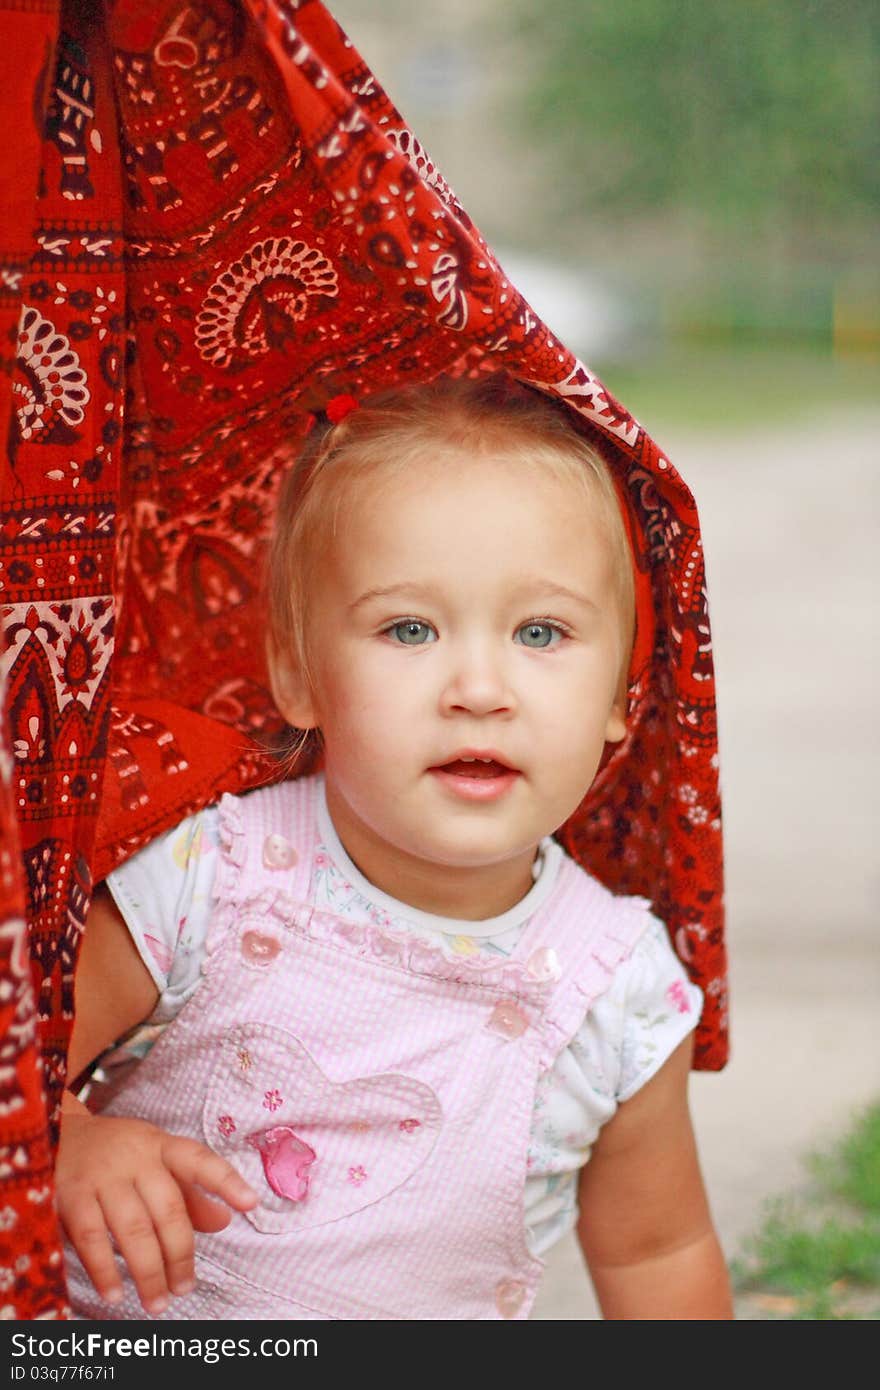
(332, 0, 879, 1316)
(332, 0, 878, 382)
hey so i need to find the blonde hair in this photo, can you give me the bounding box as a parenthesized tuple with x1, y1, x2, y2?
(267, 374, 635, 743)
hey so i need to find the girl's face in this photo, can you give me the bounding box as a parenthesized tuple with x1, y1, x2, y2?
(272, 447, 627, 919)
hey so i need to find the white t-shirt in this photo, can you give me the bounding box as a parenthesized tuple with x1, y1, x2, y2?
(105, 781, 702, 1257)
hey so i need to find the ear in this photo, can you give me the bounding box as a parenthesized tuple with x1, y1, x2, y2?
(266, 634, 320, 731)
(604, 694, 627, 745)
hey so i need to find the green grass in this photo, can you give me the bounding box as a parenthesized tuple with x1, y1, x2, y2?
(592, 346, 879, 434)
(732, 1103, 880, 1321)
(811, 1103, 880, 1215)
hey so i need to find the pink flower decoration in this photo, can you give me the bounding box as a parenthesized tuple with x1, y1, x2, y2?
(263, 1088, 283, 1112)
(248, 1127, 316, 1202)
(666, 980, 691, 1014)
(348, 1165, 368, 1186)
(314, 851, 329, 869)
(217, 1114, 236, 1138)
(398, 1118, 421, 1135)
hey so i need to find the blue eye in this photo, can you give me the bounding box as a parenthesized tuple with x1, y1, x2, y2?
(387, 620, 436, 645)
(516, 622, 562, 649)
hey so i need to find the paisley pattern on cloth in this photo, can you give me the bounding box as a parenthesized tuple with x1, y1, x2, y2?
(0, 0, 727, 1315)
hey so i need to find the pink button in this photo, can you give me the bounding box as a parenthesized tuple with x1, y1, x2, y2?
(241, 930, 282, 965)
(486, 1000, 529, 1039)
(262, 833, 298, 870)
(495, 1279, 526, 1318)
(526, 946, 562, 983)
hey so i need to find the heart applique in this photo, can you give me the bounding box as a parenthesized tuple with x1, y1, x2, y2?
(204, 1023, 442, 1233)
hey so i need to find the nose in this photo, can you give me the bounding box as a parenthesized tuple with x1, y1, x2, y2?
(439, 639, 516, 718)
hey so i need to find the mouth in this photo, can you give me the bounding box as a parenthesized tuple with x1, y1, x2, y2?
(429, 750, 519, 778)
(436, 756, 511, 778)
(428, 751, 521, 802)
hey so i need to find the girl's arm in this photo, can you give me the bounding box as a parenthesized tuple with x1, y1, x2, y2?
(58, 884, 258, 1315)
(577, 1035, 733, 1320)
(65, 882, 161, 1085)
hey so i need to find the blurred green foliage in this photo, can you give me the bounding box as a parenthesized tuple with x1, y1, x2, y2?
(511, 0, 879, 253)
(593, 347, 879, 431)
(811, 1103, 880, 1214)
(733, 1104, 880, 1320)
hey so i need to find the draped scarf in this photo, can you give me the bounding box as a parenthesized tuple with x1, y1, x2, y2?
(0, 0, 727, 1317)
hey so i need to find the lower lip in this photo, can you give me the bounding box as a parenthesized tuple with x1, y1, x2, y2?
(428, 767, 521, 802)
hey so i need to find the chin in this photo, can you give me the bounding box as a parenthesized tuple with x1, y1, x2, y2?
(419, 840, 532, 871)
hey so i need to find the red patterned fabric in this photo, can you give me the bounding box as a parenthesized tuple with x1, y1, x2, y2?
(0, 0, 727, 1317)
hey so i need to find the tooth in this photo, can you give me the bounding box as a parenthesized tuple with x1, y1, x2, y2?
(461, 756, 475, 762)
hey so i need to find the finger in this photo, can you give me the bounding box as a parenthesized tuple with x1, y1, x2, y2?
(179, 1180, 235, 1234)
(98, 1184, 171, 1317)
(134, 1170, 200, 1298)
(58, 1192, 124, 1308)
(161, 1135, 259, 1211)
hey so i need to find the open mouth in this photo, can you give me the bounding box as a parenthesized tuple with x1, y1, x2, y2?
(437, 758, 512, 779)
(428, 755, 520, 802)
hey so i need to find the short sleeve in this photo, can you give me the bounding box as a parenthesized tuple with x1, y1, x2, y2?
(104, 805, 221, 1024)
(566, 915, 703, 1106)
(524, 913, 702, 1254)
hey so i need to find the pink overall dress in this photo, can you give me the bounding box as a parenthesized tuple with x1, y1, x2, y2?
(67, 778, 655, 1320)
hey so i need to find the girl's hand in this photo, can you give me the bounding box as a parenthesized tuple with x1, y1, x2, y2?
(57, 1094, 259, 1315)
(59, 882, 260, 1312)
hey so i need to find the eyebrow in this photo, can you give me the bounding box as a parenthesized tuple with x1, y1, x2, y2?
(348, 580, 600, 613)
(513, 578, 601, 613)
(348, 584, 436, 613)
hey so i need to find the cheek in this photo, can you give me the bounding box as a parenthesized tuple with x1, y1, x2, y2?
(531, 656, 618, 743)
(532, 644, 617, 701)
(314, 650, 403, 739)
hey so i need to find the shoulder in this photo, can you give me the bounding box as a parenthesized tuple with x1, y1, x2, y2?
(107, 801, 222, 905)
(583, 905, 701, 1022)
(104, 802, 228, 996)
(610, 913, 699, 1011)
(543, 849, 667, 988)
(564, 897, 703, 1103)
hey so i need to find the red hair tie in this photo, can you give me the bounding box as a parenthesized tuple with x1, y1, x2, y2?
(325, 393, 359, 425)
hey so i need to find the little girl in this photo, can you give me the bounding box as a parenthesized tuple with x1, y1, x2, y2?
(58, 374, 732, 1321)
